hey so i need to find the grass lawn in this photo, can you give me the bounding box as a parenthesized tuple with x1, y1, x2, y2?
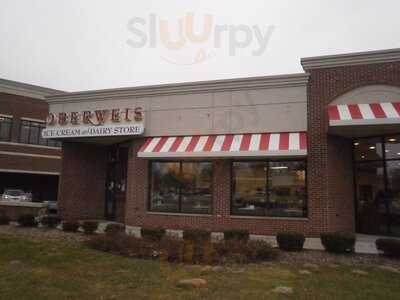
(0, 235, 399, 300)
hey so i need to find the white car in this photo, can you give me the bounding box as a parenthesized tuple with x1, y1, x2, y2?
(1, 189, 31, 202)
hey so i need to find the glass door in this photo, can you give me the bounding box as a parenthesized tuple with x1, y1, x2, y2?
(354, 136, 400, 237)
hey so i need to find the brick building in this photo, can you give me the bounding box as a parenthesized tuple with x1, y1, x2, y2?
(45, 48, 400, 237)
(0, 79, 63, 202)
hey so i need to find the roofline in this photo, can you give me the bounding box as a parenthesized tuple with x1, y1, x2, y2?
(0, 78, 66, 100)
(301, 48, 400, 70)
(46, 73, 309, 104)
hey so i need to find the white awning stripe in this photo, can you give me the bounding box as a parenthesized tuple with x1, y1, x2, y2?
(138, 132, 307, 158)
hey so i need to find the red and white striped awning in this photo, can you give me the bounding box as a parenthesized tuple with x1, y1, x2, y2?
(328, 102, 400, 126)
(138, 132, 307, 158)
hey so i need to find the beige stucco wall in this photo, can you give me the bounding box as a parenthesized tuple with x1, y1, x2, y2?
(48, 84, 307, 137)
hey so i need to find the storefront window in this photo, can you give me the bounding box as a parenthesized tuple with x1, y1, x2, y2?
(149, 161, 212, 214)
(0, 116, 12, 141)
(232, 160, 307, 218)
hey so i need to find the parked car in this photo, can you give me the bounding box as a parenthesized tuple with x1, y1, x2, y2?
(1, 189, 31, 202)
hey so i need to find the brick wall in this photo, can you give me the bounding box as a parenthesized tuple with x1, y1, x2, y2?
(58, 141, 107, 220)
(306, 61, 400, 234)
(125, 139, 319, 236)
(0, 92, 61, 173)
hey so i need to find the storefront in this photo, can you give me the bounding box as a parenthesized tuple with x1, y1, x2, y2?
(44, 48, 400, 237)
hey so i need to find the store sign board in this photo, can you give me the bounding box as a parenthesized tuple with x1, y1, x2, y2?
(42, 107, 144, 139)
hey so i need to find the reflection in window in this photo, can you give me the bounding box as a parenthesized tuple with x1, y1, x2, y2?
(232, 161, 307, 218)
(353, 137, 383, 161)
(0, 116, 12, 141)
(385, 136, 400, 160)
(19, 120, 61, 147)
(149, 161, 212, 214)
(232, 162, 266, 216)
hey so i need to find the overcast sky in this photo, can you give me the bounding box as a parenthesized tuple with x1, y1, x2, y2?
(0, 0, 399, 92)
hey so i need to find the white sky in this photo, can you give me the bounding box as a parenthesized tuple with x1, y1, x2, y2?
(0, 0, 399, 92)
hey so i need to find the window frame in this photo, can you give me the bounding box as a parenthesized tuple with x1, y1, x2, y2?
(148, 160, 214, 215)
(0, 116, 13, 142)
(18, 119, 61, 147)
(230, 159, 308, 218)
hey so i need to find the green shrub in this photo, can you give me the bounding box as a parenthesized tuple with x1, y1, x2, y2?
(376, 238, 400, 257)
(104, 223, 125, 235)
(223, 229, 249, 242)
(62, 221, 80, 232)
(0, 215, 10, 225)
(276, 231, 305, 251)
(320, 232, 356, 253)
(183, 229, 211, 242)
(18, 214, 37, 227)
(246, 240, 278, 261)
(141, 227, 166, 242)
(41, 215, 61, 228)
(214, 239, 277, 264)
(81, 220, 99, 235)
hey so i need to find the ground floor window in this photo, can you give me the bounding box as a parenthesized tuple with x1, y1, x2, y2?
(231, 160, 307, 218)
(149, 161, 212, 214)
(354, 135, 400, 237)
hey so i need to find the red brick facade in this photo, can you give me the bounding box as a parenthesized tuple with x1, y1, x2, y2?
(0, 92, 61, 174)
(57, 142, 107, 220)
(306, 61, 400, 234)
(56, 59, 400, 237)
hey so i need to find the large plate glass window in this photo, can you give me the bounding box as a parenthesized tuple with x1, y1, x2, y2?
(149, 161, 212, 214)
(232, 160, 307, 218)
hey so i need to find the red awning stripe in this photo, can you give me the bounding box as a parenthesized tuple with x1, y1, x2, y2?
(328, 102, 400, 126)
(138, 132, 307, 158)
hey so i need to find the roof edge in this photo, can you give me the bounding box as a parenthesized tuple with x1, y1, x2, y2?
(0, 78, 66, 100)
(46, 73, 309, 104)
(301, 48, 400, 70)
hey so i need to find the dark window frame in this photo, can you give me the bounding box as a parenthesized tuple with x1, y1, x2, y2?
(0, 116, 13, 142)
(148, 160, 214, 215)
(352, 134, 400, 236)
(18, 119, 61, 147)
(230, 159, 308, 218)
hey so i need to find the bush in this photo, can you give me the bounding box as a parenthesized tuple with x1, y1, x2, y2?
(81, 220, 99, 235)
(18, 214, 37, 227)
(223, 229, 249, 242)
(86, 232, 157, 259)
(276, 231, 305, 251)
(41, 215, 61, 228)
(0, 215, 10, 225)
(141, 227, 166, 242)
(320, 232, 356, 253)
(214, 239, 276, 264)
(104, 223, 125, 235)
(183, 229, 211, 242)
(376, 238, 400, 257)
(159, 237, 184, 263)
(62, 221, 80, 232)
(246, 240, 278, 261)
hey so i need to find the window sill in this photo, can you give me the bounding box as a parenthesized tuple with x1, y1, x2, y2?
(230, 215, 309, 221)
(146, 211, 212, 218)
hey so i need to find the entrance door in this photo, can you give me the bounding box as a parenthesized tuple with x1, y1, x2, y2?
(105, 146, 128, 221)
(354, 136, 400, 237)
